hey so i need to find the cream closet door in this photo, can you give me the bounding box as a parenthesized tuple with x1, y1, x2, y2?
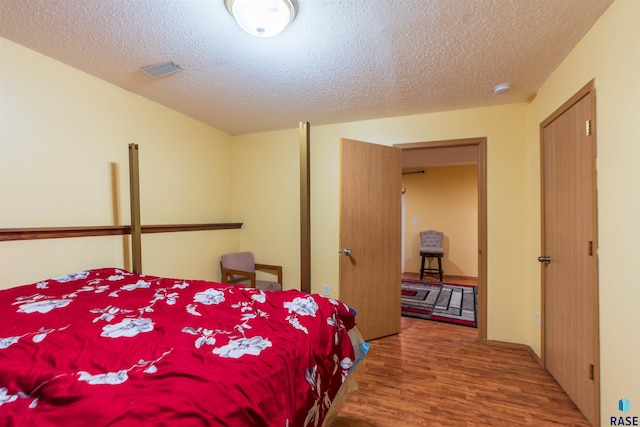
(541, 85, 599, 426)
(339, 138, 402, 341)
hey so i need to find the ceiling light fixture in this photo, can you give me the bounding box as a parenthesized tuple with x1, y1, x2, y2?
(224, 0, 296, 37)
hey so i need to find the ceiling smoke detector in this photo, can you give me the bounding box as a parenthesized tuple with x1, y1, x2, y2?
(141, 61, 183, 78)
(493, 83, 511, 94)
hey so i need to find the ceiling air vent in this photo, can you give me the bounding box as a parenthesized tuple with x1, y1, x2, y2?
(141, 61, 183, 78)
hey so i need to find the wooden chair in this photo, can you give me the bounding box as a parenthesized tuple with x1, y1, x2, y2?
(220, 252, 282, 291)
(419, 230, 444, 281)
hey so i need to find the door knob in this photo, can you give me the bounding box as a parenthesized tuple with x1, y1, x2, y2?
(339, 248, 352, 256)
(538, 256, 551, 263)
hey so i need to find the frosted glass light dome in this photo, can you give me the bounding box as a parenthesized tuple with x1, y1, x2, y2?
(225, 0, 296, 37)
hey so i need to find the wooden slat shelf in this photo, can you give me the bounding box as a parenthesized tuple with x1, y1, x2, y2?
(0, 223, 243, 242)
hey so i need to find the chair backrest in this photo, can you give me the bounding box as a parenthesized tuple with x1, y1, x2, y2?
(420, 230, 443, 248)
(220, 252, 256, 278)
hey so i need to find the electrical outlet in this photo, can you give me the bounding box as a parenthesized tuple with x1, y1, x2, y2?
(536, 312, 541, 328)
(323, 285, 331, 296)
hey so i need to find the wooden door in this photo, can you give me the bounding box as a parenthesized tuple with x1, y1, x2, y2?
(339, 138, 402, 341)
(540, 83, 599, 425)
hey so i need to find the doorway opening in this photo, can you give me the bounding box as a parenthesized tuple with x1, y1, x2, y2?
(395, 138, 487, 343)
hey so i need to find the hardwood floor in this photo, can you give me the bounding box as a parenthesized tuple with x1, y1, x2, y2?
(332, 315, 590, 426)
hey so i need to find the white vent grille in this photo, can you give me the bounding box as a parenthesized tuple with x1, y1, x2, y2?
(141, 61, 183, 78)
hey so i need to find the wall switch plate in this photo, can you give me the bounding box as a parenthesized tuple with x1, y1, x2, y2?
(411, 219, 419, 226)
(536, 312, 541, 328)
(323, 285, 331, 296)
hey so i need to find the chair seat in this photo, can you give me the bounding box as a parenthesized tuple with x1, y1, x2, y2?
(233, 280, 281, 292)
(257, 281, 281, 292)
(419, 247, 444, 256)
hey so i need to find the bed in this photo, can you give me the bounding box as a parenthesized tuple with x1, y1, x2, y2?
(0, 267, 361, 426)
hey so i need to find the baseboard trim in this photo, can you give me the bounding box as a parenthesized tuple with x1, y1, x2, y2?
(486, 340, 543, 367)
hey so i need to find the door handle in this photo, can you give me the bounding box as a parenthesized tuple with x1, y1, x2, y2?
(538, 256, 551, 263)
(339, 248, 352, 256)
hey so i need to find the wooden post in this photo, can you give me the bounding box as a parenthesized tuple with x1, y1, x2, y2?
(128, 143, 142, 273)
(299, 122, 311, 293)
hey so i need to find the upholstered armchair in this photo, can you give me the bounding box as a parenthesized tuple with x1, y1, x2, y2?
(220, 252, 282, 291)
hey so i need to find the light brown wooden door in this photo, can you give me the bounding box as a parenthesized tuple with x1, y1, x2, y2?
(339, 138, 402, 341)
(541, 84, 599, 425)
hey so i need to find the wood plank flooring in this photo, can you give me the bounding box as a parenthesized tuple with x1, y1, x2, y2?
(332, 315, 590, 426)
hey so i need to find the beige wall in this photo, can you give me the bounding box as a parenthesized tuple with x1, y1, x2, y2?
(524, 0, 640, 422)
(0, 38, 237, 287)
(230, 129, 301, 289)
(403, 165, 478, 277)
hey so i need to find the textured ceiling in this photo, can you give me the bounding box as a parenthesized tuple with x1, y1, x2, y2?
(1, 0, 613, 136)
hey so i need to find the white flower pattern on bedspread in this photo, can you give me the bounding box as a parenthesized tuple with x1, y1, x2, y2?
(284, 296, 320, 334)
(0, 325, 70, 349)
(90, 306, 133, 323)
(101, 317, 154, 338)
(78, 370, 128, 385)
(182, 327, 217, 349)
(0, 388, 18, 406)
(194, 288, 225, 305)
(53, 271, 89, 283)
(0, 268, 357, 427)
(121, 280, 151, 292)
(0, 337, 20, 350)
(17, 299, 72, 314)
(212, 336, 272, 358)
(285, 296, 319, 316)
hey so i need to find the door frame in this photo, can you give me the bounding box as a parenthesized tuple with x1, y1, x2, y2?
(539, 80, 600, 424)
(395, 137, 487, 344)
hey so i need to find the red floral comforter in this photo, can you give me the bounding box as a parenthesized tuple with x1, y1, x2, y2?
(0, 268, 356, 426)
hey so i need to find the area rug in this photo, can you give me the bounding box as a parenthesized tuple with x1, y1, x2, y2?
(401, 279, 477, 328)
